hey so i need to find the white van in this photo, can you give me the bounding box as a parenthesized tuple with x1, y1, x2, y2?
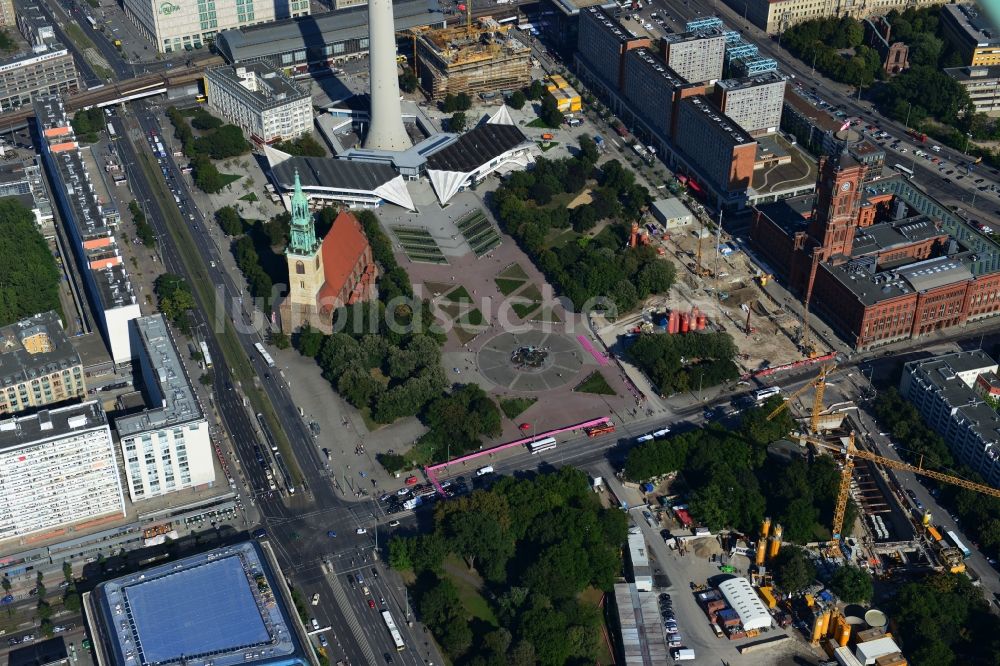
(672, 648, 695, 661)
(932, 145, 941, 152)
(476, 465, 494, 477)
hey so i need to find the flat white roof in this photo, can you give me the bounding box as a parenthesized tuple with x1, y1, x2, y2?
(855, 637, 901, 664)
(717, 577, 772, 631)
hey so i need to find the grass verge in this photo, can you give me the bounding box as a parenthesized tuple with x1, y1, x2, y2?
(445, 285, 472, 303)
(575, 371, 615, 395)
(497, 263, 529, 281)
(63, 23, 95, 50)
(512, 301, 540, 319)
(135, 148, 304, 488)
(442, 555, 498, 627)
(499, 396, 537, 420)
(494, 277, 524, 296)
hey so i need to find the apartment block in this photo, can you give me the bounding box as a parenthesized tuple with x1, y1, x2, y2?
(34, 96, 141, 364)
(577, 5, 650, 90)
(674, 96, 756, 193)
(661, 31, 726, 84)
(900, 351, 1000, 488)
(0, 401, 125, 542)
(205, 62, 312, 144)
(0, 312, 85, 416)
(621, 48, 686, 139)
(116, 315, 214, 502)
(714, 73, 786, 135)
(941, 3, 1000, 67)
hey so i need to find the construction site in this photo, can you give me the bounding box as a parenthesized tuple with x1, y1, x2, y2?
(596, 209, 818, 381)
(415, 15, 532, 101)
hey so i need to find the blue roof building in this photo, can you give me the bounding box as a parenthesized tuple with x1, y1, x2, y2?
(87, 542, 312, 666)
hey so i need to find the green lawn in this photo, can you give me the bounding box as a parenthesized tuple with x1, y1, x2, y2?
(579, 587, 614, 666)
(63, 23, 95, 50)
(575, 371, 616, 395)
(519, 283, 543, 302)
(495, 277, 525, 296)
(498, 263, 529, 281)
(537, 307, 562, 323)
(445, 285, 472, 303)
(461, 308, 485, 326)
(219, 172, 242, 187)
(540, 141, 561, 152)
(512, 301, 540, 319)
(437, 302, 461, 319)
(500, 396, 537, 420)
(239, 192, 259, 202)
(527, 117, 559, 129)
(442, 555, 498, 627)
(454, 326, 479, 345)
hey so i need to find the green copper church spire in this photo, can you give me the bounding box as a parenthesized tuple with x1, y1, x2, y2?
(287, 169, 317, 255)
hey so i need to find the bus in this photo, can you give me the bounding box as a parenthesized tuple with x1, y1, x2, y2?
(254, 342, 276, 368)
(754, 386, 781, 402)
(199, 340, 213, 369)
(85, 15, 97, 28)
(381, 611, 405, 652)
(527, 437, 557, 454)
(106, 123, 116, 138)
(946, 530, 973, 559)
(585, 423, 616, 437)
(893, 164, 914, 178)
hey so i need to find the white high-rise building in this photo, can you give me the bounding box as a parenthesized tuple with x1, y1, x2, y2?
(116, 316, 215, 502)
(123, 0, 310, 54)
(0, 401, 124, 541)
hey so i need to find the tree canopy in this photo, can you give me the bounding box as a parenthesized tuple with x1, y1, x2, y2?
(890, 573, 1000, 665)
(390, 467, 627, 665)
(493, 145, 670, 314)
(0, 198, 61, 326)
(273, 135, 326, 157)
(828, 565, 873, 603)
(770, 546, 817, 593)
(625, 331, 739, 396)
(153, 273, 195, 333)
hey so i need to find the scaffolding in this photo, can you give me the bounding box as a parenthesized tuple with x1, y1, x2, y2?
(416, 17, 532, 101)
(686, 16, 724, 32)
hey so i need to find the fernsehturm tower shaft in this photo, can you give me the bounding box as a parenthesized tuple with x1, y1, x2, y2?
(363, 0, 412, 151)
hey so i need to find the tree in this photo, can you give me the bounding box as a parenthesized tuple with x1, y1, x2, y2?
(2, 576, 10, 594)
(195, 124, 250, 159)
(442, 93, 458, 112)
(449, 112, 467, 132)
(295, 324, 325, 357)
(829, 565, 873, 603)
(154, 273, 196, 331)
(62, 561, 72, 582)
(456, 92, 472, 111)
(771, 546, 817, 593)
(37, 601, 52, 620)
(274, 135, 326, 157)
(526, 79, 546, 100)
(399, 67, 419, 93)
(63, 591, 81, 612)
(215, 206, 244, 236)
(271, 331, 290, 349)
(539, 95, 564, 128)
(192, 156, 225, 193)
(0, 198, 62, 326)
(509, 90, 527, 110)
(190, 109, 223, 130)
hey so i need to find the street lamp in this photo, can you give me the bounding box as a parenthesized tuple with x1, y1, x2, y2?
(965, 132, 973, 156)
(904, 101, 913, 130)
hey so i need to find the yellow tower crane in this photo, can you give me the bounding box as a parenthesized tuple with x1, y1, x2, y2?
(796, 432, 1000, 554)
(765, 362, 837, 434)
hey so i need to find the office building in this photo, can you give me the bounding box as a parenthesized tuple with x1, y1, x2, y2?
(0, 47, 80, 113)
(0, 5, 77, 113)
(88, 541, 313, 666)
(0, 401, 124, 542)
(714, 73, 785, 135)
(661, 31, 726, 84)
(0, 312, 85, 416)
(900, 350, 1000, 489)
(115, 315, 214, 502)
(727, 0, 947, 36)
(941, 3, 1000, 67)
(577, 6, 651, 91)
(674, 96, 756, 194)
(205, 62, 312, 144)
(215, 0, 444, 70)
(123, 0, 309, 53)
(34, 96, 141, 365)
(946, 65, 1000, 115)
(751, 142, 1000, 351)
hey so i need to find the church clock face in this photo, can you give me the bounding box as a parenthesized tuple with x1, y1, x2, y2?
(840, 182, 851, 192)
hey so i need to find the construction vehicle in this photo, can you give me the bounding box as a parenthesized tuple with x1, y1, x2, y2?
(766, 362, 837, 434)
(794, 431, 1000, 556)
